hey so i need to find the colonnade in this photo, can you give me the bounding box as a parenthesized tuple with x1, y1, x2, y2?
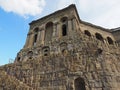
(24, 16, 77, 48)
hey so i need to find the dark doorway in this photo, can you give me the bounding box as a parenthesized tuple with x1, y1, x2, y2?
(74, 77, 86, 90)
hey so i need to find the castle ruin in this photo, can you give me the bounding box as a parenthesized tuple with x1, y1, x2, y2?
(0, 4, 120, 90)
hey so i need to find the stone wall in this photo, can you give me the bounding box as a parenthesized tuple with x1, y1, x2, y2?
(0, 4, 120, 90)
(1, 30, 120, 89)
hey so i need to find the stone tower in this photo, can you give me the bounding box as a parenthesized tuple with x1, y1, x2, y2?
(0, 4, 120, 90)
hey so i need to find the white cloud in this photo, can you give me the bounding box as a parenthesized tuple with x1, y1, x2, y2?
(57, 0, 120, 28)
(79, 0, 120, 28)
(1, 0, 120, 28)
(0, 0, 46, 18)
(92, 5, 120, 28)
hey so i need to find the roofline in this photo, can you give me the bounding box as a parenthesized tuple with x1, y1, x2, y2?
(73, 6, 111, 33)
(29, 4, 118, 33)
(80, 20, 111, 32)
(29, 4, 76, 25)
(110, 27, 120, 33)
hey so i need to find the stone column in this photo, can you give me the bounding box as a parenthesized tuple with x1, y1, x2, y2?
(41, 30, 45, 45)
(67, 19, 72, 36)
(52, 22, 59, 40)
(56, 22, 60, 38)
(28, 33, 34, 48)
(53, 24, 56, 37)
(37, 30, 41, 46)
(72, 18, 77, 31)
(52, 24, 56, 41)
(57, 22, 61, 38)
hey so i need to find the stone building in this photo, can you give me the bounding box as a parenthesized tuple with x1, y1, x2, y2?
(0, 4, 120, 90)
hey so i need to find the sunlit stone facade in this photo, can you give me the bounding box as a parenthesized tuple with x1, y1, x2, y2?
(0, 4, 120, 90)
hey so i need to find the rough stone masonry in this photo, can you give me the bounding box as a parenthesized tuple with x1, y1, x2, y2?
(0, 4, 120, 90)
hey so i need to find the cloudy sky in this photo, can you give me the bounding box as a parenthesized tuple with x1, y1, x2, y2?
(0, 0, 120, 65)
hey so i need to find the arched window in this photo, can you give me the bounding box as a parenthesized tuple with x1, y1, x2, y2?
(61, 17, 68, 36)
(33, 34, 38, 46)
(107, 37, 113, 44)
(33, 27, 39, 46)
(62, 24, 67, 36)
(74, 77, 86, 90)
(84, 30, 91, 37)
(45, 22, 53, 43)
(95, 33, 104, 42)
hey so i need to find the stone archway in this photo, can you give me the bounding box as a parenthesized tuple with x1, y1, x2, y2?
(74, 77, 86, 90)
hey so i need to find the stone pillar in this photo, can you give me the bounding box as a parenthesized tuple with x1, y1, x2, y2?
(52, 24, 56, 37)
(41, 30, 45, 45)
(37, 30, 41, 46)
(72, 18, 77, 31)
(52, 22, 59, 40)
(56, 22, 60, 38)
(28, 33, 34, 48)
(52, 24, 56, 41)
(57, 22, 61, 38)
(68, 19, 72, 36)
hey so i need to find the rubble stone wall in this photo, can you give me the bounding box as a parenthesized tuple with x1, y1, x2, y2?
(0, 4, 120, 90)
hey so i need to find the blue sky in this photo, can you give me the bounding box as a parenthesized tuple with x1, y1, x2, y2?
(0, 0, 120, 65)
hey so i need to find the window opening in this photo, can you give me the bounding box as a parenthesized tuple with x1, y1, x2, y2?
(34, 34, 38, 43)
(33, 34, 38, 46)
(44, 49, 48, 52)
(62, 24, 67, 36)
(84, 30, 91, 37)
(107, 37, 113, 44)
(95, 33, 104, 41)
